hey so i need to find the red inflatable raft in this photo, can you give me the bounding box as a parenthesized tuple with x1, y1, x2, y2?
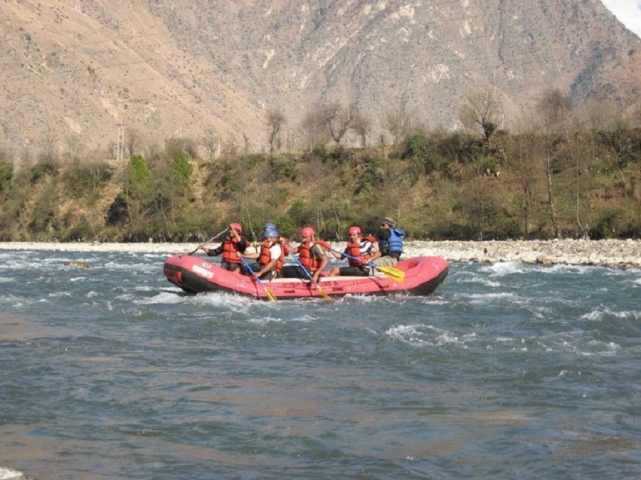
(163, 255, 448, 300)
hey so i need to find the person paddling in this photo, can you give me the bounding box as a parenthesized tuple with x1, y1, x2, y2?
(240, 228, 284, 280)
(281, 227, 330, 283)
(328, 226, 380, 277)
(197, 223, 247, 273)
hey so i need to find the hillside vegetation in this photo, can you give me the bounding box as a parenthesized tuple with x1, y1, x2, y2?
(1, 93, 640, 243)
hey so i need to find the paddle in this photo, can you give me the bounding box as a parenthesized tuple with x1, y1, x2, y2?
(188, 228, 228, 255)
(239, 257, 278, 302)
(289, 251, 332, 301)
(329, 248, 405, 282)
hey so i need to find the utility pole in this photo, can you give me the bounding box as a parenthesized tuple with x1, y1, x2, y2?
(116, 124, 125, 160)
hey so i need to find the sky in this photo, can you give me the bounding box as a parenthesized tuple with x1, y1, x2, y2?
(600, 0, 641, 38)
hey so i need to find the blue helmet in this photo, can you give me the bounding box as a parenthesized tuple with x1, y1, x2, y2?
(263, 222, 276, 230)
(264, 228, 279, 239)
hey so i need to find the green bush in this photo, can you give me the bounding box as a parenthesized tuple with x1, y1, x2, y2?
(63, 159, 113, 199)
(589, 212, 616, 239)
(106, 193, 130, 226)
(170, 151, 193, 184)
(64, 219, 93, 241)
(403, 132, 430, 159)
(0, 161, 13, 193)
(269, 154, 297, 181)
(30, 160, 57, 184)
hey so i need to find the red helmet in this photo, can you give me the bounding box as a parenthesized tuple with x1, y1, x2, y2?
(230, 223, 242, 233)
(301, 227, 315, 238)
(348, 226, 361, 235)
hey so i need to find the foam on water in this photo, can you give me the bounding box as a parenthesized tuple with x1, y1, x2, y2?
(582, 307, 641, 321)
(1, 250, 640, 479)
(483, 261, 527, 275)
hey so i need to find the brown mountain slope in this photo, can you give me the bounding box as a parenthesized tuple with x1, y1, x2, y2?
(1, 0, 640, 157)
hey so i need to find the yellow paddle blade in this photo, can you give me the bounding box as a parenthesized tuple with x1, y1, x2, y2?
(376, 266, 405, 282)
(316, 285, 333, 301)
(264, 287, 278, 302)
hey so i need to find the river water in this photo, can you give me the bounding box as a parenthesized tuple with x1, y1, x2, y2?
(1, 249, 640, 479)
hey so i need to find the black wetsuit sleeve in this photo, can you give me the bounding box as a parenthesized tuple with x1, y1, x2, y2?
(208, 244, 223, 256)
(237, 238, 248, 253)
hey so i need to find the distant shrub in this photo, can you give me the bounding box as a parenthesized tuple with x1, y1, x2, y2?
(30, 160, 58, 184)
(170, 151, 193, 185)
(64, 219, 93, 241)
(403, 132, 430, 159)
(106, 193, 130, 226)
(0, 161, 13, 193)
(589, 212, 616, 239)
(312, 143, 329, 160)
(63, 159, 113, 199)
(269, 154, 297, 181)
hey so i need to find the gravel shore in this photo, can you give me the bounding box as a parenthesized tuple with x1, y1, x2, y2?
(1, 239, 640, 269)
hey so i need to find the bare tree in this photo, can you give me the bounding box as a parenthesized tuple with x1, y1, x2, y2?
(321, 102, 357, 145)
(458, 88, 501, 147)
(383, 105, 412, 146)
(65, 133, 86, 162)
(242, 132, 250, 156)
(505, 119, 540, 237)
(267, 108, 286, 153)
(125, 127, 142, 158)
(201, 127, 219, 160)
(220, 134, 239, 158)
(536, 88, 572, 238)
(300, 108, 330, 150)
(352, 112, 372, 148)
(584, 99, 631, 193)
(39, 128, 59, 164)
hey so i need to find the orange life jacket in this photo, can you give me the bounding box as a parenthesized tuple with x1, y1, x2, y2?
(258, 239, 285, 272)
(346, 239, 372, 266)
(298, 239, 330, 272)
(280, 236, 292, 256)
(221, 236, 245, 264)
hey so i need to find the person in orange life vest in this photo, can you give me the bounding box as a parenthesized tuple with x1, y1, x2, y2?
(240, 228, 284, 280)
(281, 227, 330, 283)
(328, 225, 381, 276)
(198, 223, 248, 273)
(263, 221, 292, 256)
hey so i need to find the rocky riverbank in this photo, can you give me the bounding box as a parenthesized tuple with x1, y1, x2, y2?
(405, 239, 641, 269)
(1, 239, 640, 269)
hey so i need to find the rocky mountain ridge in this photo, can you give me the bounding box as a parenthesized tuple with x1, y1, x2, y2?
(1, 0, 641, 157)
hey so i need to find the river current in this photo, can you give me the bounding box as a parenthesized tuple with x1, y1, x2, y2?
(1, 249, 640, 479)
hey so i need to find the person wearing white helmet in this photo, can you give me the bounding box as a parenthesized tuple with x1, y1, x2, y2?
(240, 228, 284, 279)
(328, 225, 380, 276)
(281, 226, 330, 283)
(198, 223, 248, 273)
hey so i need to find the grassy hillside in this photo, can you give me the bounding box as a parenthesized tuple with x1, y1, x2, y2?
(1, 124, 640, 243)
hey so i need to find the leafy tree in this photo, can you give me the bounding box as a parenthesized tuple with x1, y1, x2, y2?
(123, 154, 152, 223)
